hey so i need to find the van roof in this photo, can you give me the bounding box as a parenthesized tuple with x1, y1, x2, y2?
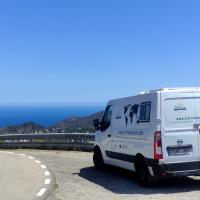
(108, 87, 200, 104)
(139, 87, 200, 94)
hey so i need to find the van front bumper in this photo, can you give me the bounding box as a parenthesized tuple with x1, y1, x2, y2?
(151, 161, 200, 178)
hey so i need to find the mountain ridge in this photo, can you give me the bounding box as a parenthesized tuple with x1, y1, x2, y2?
(0, 111, 103, 134)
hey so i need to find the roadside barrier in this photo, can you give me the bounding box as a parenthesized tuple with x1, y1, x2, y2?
(0, 133, 95, 151)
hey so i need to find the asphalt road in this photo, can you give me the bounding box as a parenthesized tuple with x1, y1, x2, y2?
(2, 150, 200, 200)
(0, 151, 53, 200)
(9, 149, 200, 200)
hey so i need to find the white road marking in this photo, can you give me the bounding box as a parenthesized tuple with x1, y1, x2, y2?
(0, 151, 7, 153)
(44, 178, 51, 185)
(36, 188, 47, 197)
(41, 165, 47, 169)
(5, 151, 14, 154)
(1, 151, 51, 198)
(0, 151, 14, 154)
(19, 154, 26, 157)
(7, 152, 14, 154)
(44, 171, 50, 176)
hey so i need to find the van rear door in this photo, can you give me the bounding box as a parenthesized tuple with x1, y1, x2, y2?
(193, 92, 200, 161)
(162, 92, 199, 164)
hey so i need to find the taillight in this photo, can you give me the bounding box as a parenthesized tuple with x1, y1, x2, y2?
(154, 131, 163, 160)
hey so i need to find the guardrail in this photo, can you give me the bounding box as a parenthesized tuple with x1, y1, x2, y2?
(0, 133, 95, 151)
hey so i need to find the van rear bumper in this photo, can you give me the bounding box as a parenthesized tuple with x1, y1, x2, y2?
(151, 161, 200, 178)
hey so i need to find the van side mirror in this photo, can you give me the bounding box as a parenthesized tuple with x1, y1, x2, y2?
(93, 119, 100, 130)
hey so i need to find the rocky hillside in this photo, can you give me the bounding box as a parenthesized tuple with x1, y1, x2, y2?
(0, 111, 103, 134)
(0, 122, 45, 134)
(49, 111, 103, 133)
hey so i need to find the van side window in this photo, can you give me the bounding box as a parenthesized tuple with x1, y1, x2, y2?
(100, 105, 113, 132)
(139, 102, 151, 122)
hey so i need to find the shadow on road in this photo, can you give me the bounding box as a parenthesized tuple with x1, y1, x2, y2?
(76, 166, 200, 194)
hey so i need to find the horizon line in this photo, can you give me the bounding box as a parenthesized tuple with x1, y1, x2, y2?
(0, 102, 106, 105)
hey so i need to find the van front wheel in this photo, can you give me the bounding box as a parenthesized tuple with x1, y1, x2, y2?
(93, 147, 105, 170)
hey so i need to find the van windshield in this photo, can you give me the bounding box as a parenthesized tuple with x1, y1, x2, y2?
(164, 98, 197, 129)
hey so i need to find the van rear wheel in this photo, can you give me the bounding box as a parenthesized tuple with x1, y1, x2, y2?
(93, 147, 105, 169)
(136, 162, 151, 187)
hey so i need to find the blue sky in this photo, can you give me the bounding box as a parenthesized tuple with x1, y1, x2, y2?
(1, 0, 200, 104)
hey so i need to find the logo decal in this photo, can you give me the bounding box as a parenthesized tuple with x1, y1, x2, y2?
(115, 113, 121, 119)
(174, 104, 187, 111)
(123, 104, 139, 126)
(177, 139, 183, 145)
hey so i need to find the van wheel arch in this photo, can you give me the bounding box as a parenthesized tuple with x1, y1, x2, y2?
(94, 145, 101, 153)
(134, 154, 146, 171)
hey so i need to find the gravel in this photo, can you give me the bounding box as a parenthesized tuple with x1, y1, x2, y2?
(14, 149, 200, 200)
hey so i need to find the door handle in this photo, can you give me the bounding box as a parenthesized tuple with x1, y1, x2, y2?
(107, 134, 111, 138)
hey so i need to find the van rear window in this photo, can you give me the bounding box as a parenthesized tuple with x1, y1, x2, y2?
(139, 102, 151, 122)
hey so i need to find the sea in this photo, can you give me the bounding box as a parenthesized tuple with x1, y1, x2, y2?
(0, 104, 105, 128)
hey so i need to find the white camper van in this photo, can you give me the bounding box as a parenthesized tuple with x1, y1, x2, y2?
(93, 88, 200, 186)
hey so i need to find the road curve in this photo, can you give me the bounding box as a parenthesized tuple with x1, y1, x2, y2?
(11, 149, 200, 200)
(0, 151, 53, 200)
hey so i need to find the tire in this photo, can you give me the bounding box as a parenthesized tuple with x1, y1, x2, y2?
(93, 147, 105, 170)
(136, 161, 152, 187)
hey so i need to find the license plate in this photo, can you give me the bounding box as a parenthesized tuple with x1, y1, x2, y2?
(167, 145, 192, 156)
